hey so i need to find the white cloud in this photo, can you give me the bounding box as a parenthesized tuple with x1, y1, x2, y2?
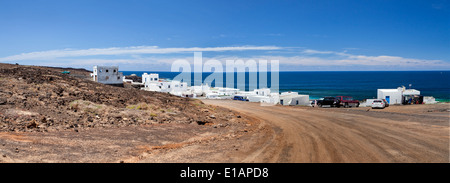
(0, 45, 282, 62)
(302, 49, 337, 55)
(1, 46, 447, 71)
(299, 49, 447, 67)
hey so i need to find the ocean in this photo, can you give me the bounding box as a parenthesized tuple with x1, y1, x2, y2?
(122, 71, 450, 102)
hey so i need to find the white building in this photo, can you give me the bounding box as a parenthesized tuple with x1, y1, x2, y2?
(142, 73, 159, 85)
(377, 86, 421, 105)
(91, 66, 124, 86)
(261, 93, 280, 105)
(191, 83, 211, 97)
(254, 88, 271, 96)
(202, 87, 240, 99)
(247, 95, 267, 102)
(217, 87, 240, 96)
(141, 73, 162, 91)
(377, 88, 403, 105)
(168, 80, 189, 96)
(279, 91, 310, 106)
(245, 88, 275, 103)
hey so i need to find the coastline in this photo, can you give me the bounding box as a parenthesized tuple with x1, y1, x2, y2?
(122, 70, 450, 101)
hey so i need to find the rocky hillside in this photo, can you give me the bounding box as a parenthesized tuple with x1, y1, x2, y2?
(0, 63, 232, 132)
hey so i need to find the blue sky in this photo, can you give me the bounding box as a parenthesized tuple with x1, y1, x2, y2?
(0, 0, 449, 71)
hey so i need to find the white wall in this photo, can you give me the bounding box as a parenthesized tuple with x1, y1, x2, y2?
(143, 83, 161, 92)
(143, 73, 159, 84)
(254, 88, 271, 96)
(280, 91, 299, 96)
(169, 81, 188, 95)
(92, 66, 123, 85)
(377, 89, 402, 104)
(248, 95, 268, 102)
(279, 94, 310, 106)
(191, 84, 211, 96)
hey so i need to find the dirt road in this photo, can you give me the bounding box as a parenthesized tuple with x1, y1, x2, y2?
(1, 98, 448, 163)
(202, 100, 449, 163)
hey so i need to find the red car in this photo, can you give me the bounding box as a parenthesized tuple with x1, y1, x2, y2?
(335, 96, 360, 108)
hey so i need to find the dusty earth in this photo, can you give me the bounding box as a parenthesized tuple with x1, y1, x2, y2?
(0, 63, 238, 133)
(0, 63, 250, 162)
(201, 100, 450, 163)
(0, 63, 448, 163)
(3, 100, 445, 163)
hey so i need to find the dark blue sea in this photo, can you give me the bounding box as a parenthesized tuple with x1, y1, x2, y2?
(122, 71, 450, 102)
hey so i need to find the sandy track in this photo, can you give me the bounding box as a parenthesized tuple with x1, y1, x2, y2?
(202, 100, 449, 163)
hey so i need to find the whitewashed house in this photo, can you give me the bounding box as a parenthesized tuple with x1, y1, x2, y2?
(248, 94, 279, 104)
(262, 93, 280, 105)
(377, 86, 422, 105)
(254, 88, 271, 96)
(91, 66, 124, 86)
(377, 88, 403, 105)
(279, 91, 310, 106)
(142, 73, 159, 85)
(141, 73, 162, 91)
(141, 73, 187, 95)
(191, 83, 211, 97)
(168, 80, 189, 96)
(246, 88, 272, 103)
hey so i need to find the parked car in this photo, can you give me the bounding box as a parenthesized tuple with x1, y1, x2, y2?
(381, 99, 389, 107)
(371, 100, 386, 109)
(233, 96, 248, 101)
(316, 97, 340, 107)
(335, 96, 360, 108)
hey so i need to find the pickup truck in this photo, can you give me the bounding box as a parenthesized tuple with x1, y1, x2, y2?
(316, 97, 340, 107)
(335, 96, 360, 108)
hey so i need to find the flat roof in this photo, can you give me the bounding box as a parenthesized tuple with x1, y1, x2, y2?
(378, 89, 400, 92)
